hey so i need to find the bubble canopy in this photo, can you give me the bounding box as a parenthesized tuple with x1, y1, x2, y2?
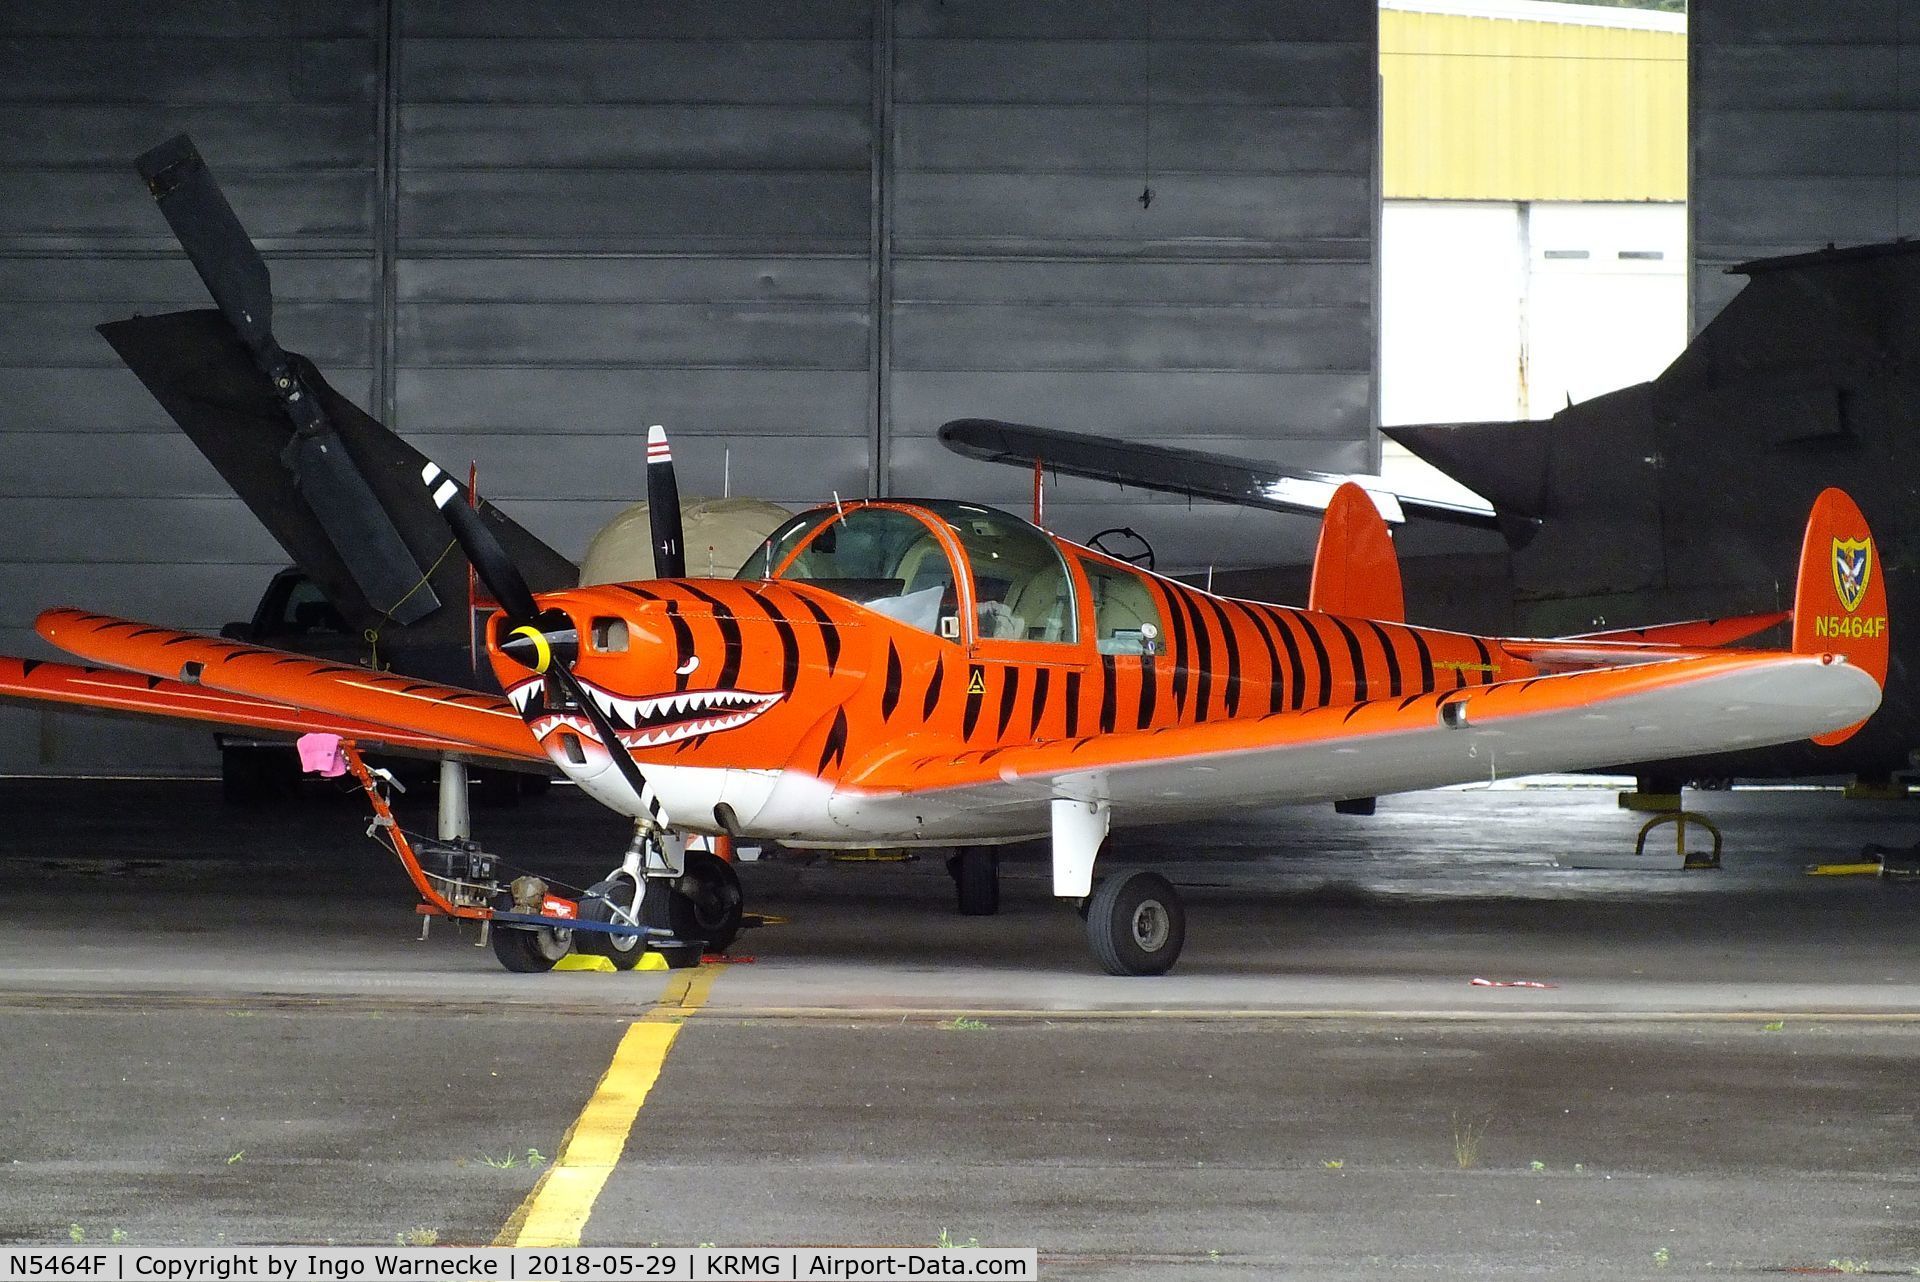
(736, 500, 1078, 644)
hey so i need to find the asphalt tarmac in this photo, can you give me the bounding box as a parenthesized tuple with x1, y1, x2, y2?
(1, 778, 1917, 1277)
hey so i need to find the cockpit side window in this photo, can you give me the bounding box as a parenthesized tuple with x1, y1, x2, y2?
(1077, 555, 1164, 655)
(940, 506, 1078, 644)
(740, 506, 959, 638)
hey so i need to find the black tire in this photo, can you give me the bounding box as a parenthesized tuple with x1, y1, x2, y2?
(1084, 870, 1185, 977)
(670, 850, 744, 953)
(576, 875, 645, 970)
(491, 923, 571, 973)
(949, 847, 1000, 916)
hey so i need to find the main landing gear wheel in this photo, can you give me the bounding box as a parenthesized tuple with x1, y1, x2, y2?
(577, 874, 645, 970)
(671, 849, 745, 954)
(491, 923, 572, 973)
(948, 847, 1000, 916)
(1084, 870, 1185, 977)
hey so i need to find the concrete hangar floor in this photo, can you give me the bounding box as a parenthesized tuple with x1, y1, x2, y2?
(0, 777, 1917, 1276)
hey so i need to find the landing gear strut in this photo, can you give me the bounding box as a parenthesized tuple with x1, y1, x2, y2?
(576, 829, 745, 970)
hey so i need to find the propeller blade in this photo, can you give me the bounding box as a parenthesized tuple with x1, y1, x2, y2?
(136, 134, 277, 359)
(547, 663, 670, 827)
(421, 463, 538, 623)
(646, 424, 687, 578)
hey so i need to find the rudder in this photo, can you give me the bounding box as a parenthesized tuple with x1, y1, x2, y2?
(1308, 482, 1405, 622)
(1792, 487, 1888, 745)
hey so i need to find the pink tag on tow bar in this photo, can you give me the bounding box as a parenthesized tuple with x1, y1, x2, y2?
(296, 733, 347, 778)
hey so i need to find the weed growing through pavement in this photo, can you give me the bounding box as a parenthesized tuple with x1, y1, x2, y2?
(935, 1229, 980, 1249)
(1451, 1111, 1491, 1170)
(395, 1227, 439, 1247)
(937, 1016, 988, 1031)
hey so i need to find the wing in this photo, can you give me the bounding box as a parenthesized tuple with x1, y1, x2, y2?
(836, 652, 1880, 826)
(0, 657, 513, 760)
(32, 609, 542, 763)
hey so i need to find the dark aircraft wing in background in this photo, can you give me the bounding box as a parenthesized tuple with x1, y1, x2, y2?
(938, 417, 1520, 537)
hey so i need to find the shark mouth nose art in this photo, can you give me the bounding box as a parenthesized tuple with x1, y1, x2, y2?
(509, 677, 782, 749)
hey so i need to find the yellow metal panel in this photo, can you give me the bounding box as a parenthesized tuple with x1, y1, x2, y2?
(1381, 6, 1686, 202)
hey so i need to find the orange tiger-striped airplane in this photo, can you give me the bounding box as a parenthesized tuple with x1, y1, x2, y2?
(0, 425, 1889, 975)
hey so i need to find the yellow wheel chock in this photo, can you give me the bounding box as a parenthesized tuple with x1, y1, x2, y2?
(1634, 810, 1723, 870)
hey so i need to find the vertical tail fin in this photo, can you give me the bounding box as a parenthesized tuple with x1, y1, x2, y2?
(1308, 482, 1405, 622)
(1792, 487, 1888, 745)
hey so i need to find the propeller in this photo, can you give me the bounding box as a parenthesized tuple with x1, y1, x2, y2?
(135, 134, 439, 625)
(422, 460, 669, 827)
(646, 424, 687, 578)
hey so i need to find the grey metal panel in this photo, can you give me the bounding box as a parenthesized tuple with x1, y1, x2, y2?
(0, 38, 376, 103)
(1691, 1, 1920, 327)
(402, 105, 871, 170)
(893, 173, 1372, 249)
(396, 368, 871, 435)
(404, 40, 871, 105)
(0, 563, 277, 633)
(0, 433, 254, 499)
(892, 258, 1372, 305)
(894, 41, 1143, 104)
(890, 304, 1370, 372)
(399, 170, 872, 247)
(887, 371, 1372, 439)
(399, 302, 870, 369)
(896, 104, 1370, 173)
(3, 2, 378, 38)
(0, 498, 287, 564)
(397, 256, 869, 304)
(401, 0, 871, 39)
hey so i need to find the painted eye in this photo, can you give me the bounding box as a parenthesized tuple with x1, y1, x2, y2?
(675, 656, 699, 676)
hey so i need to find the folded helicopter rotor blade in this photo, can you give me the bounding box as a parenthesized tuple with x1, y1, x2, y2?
(422, 463, 538, 624)
(646, 424, 687, 579)
(136, 134, 277, 359)
(134, 135, 441, 625)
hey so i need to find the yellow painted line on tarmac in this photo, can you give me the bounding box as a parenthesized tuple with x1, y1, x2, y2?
(494, 963, 720, 1247)
(1807, 862, 1885, 877)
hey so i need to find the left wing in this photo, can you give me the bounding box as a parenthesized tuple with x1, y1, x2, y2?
(836, 651, 1879, 825)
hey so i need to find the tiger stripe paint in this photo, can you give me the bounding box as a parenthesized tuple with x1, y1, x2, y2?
(21, 493, 1883, 852)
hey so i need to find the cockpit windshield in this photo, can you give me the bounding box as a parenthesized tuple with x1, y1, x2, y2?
(738, 506, 958, 636)
(736, 501, 1077, 644)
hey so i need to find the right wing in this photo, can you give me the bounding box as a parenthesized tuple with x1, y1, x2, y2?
(31, 609, 542, 763)
(0, 657, 507, 760)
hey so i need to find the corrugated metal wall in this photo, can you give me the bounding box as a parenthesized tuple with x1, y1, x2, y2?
(1691, 0, 1919, 327)
(1381, 1, 1686, 202)
(0, 0, 1376, 774)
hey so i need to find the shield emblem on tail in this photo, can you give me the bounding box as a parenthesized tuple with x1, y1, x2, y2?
(1832, 537, 1872, 613)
